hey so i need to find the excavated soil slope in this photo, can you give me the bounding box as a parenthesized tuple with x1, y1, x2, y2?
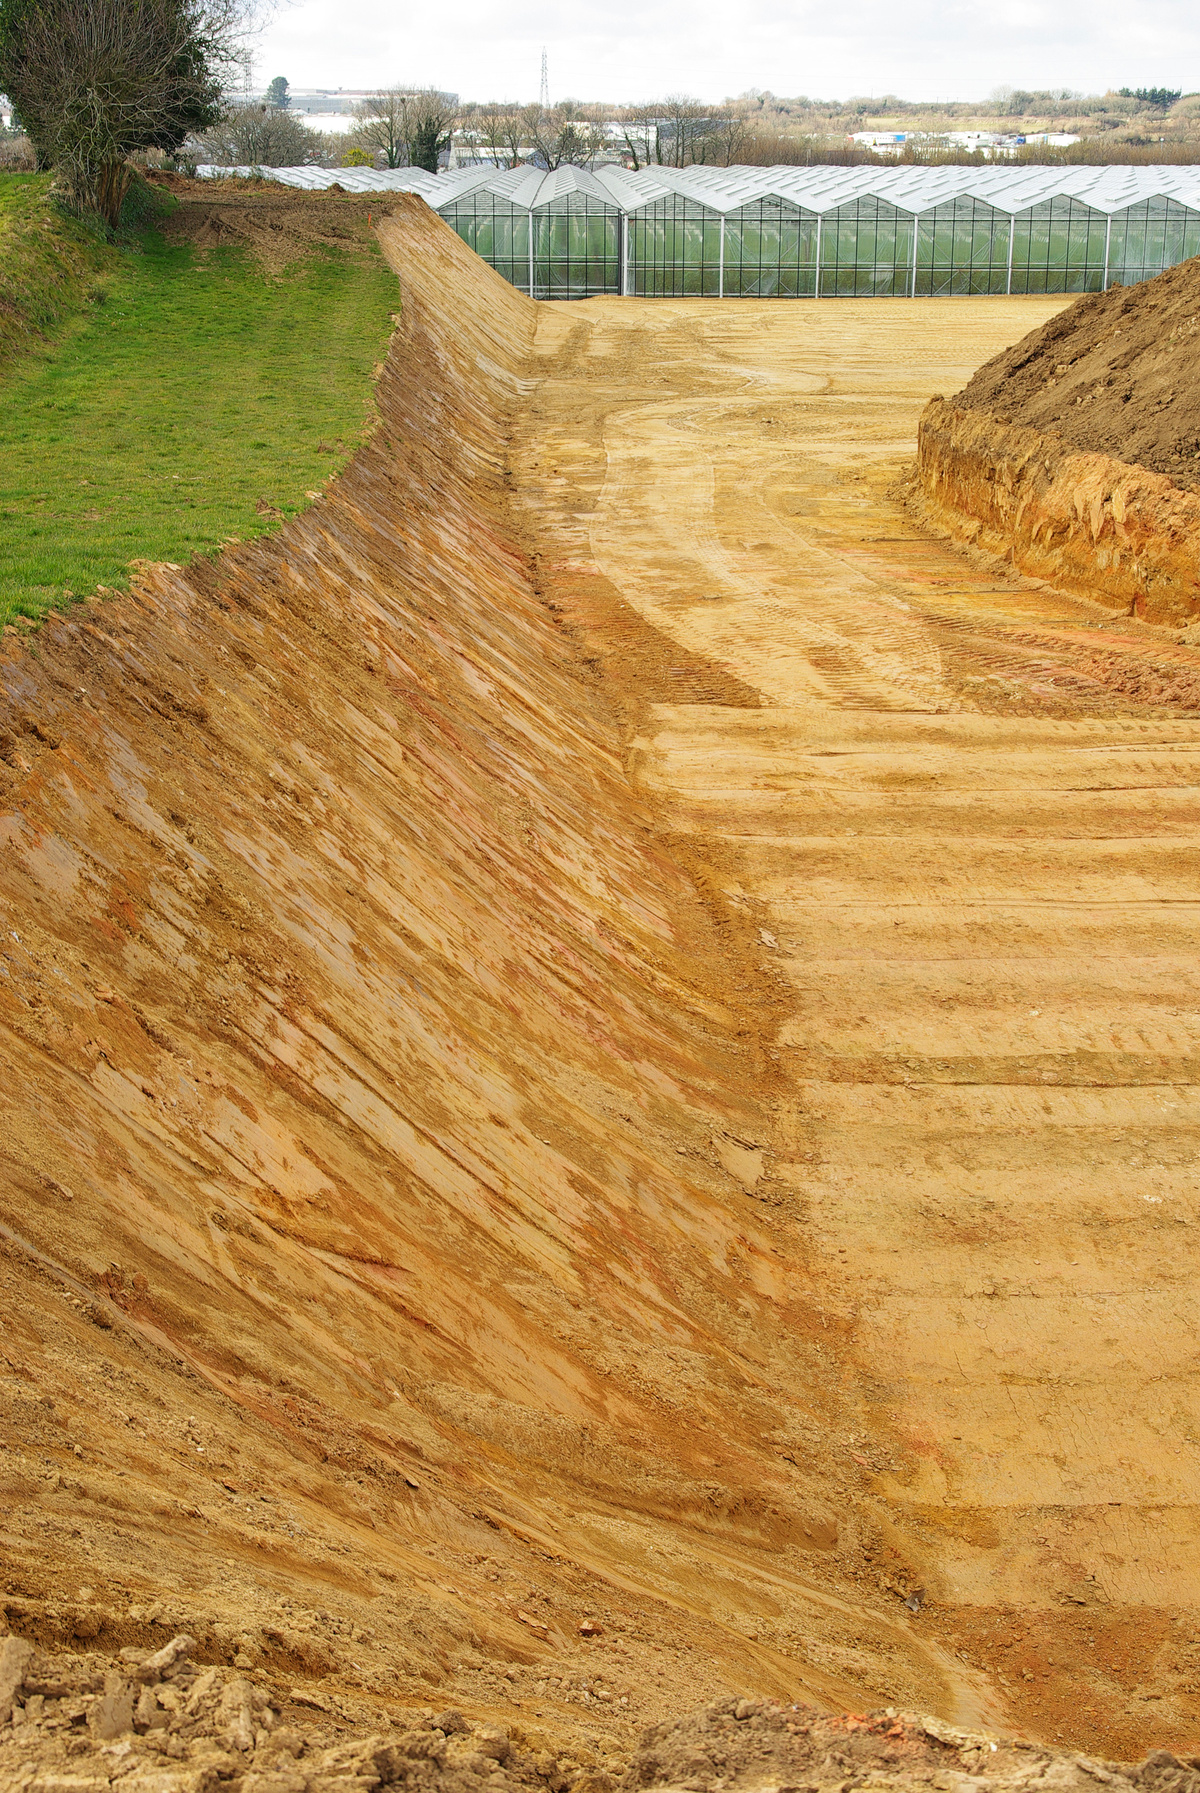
(0, 196, 972, 1757)
(5, 197, 1200, 1785)
(951, 257, 1200, 492)
(913, 257, 1200, 624)
(511, 284, 1200, 1762)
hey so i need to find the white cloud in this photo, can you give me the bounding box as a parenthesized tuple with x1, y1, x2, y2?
(251, 0, 1200, 105)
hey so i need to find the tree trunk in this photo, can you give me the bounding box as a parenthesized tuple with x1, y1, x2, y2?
(93, 159, 134, 229)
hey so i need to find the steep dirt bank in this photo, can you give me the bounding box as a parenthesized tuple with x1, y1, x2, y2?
(0, 196, 959, 1758)
(950, 258, 1200, 493)
(911, 258, 1200, 624)
(913, 400, 1200, 625)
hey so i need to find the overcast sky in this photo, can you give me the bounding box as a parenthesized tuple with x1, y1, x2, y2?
(251, 0, 1198, 107)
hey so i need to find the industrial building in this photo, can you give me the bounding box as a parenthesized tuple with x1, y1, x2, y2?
(198, 162, 1200, 301)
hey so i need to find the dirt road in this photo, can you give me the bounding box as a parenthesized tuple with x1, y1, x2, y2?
(521, 295, 1200, 1755)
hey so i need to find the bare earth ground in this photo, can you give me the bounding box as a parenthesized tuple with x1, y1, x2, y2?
(518, 289, 1200, 1758)
(152, 180, 388, 277)
(4, 200, 1200, 1787)
(951, 257, 1200, 493)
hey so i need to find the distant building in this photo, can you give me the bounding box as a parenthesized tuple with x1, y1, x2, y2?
(850, 131, 912, 154)
(850, 127, 1081, 160)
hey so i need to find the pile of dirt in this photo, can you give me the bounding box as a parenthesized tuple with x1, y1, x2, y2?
(629, 1700, 1200, 1793)
(951, 255, 1200, 492)
(7, 1629, 1200, 1793)
(152, 177, 390, 275)
(0, 1629, 630, 1793)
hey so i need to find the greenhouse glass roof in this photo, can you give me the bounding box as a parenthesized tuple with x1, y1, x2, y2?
(196, 163, 1200, 300)
(197, 162, 1200, 217)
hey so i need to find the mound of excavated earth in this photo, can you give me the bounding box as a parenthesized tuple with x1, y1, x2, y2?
(952, 257, 1200, 491)
(913, 256, 1200, 622)
(154, 177, 388, 276)
(6, 189, 1200, 1788)
(4, 1630, 1200, 1793)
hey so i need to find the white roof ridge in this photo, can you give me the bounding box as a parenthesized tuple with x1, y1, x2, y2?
(194, 162, 1200, 221)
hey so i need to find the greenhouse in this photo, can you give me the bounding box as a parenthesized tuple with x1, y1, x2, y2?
(199, 162, 1200, 302)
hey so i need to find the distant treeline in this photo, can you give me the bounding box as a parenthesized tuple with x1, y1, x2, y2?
(710, 133, 1200, 168)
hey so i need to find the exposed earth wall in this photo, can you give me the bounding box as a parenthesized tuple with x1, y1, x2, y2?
(9, 190, 1200, 1788)
(914, 399, 1200, 625)
(912, 257, 1200, 625)
(0, 192, 933, 1748)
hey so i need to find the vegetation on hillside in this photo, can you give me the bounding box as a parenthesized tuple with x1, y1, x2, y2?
(0, 176, 397, 632)
(0, 0, 243, 223)
(0, 173, 114, 361)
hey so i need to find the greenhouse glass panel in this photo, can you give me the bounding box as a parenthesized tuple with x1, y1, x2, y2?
(628, 195, 722, 295)
(437, 194, 531, 293)
(723, 198, 818, 296)
(820, 198, 916, 296)
(533, 191, 621, 299)
(1106, 197, 1200, 287)
(914, 197, 1010, 296)
(422, 167, 1200, 301)
(1009, 197, 1108, 294)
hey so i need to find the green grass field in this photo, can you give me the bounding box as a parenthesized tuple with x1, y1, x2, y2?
(0, 176, 399, 629)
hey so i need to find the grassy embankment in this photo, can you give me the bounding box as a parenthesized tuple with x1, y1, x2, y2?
(0, 175, 398, 630)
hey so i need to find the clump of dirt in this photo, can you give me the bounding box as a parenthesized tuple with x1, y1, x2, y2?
(952, 255, 1200, 491)
(0, 1629, 630, 1792)
(151, 176, 390, 275)
(7, 1634, 1200, 1793)
(627, 1698, 1200, 1793)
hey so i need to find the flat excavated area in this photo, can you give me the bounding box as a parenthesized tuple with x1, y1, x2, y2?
(518, 291, 1200, 1755)
(4, 202, 1200, 1780)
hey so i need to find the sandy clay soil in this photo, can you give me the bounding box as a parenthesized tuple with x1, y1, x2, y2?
(4, 194, 1200, 1787)
(951, 255, 1200, 494)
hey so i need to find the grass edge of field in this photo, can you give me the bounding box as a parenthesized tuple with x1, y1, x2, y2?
(0, 174, 397, 639)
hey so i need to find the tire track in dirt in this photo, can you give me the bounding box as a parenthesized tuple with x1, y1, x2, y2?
(522, 293, 1200, 1759)
(0, 200, 992, 1755)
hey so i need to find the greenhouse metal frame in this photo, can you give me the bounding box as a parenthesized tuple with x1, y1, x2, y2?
(199, 161, 1200, 302)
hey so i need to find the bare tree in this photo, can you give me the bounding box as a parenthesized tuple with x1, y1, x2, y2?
(524, 102, 605, 169)
(709, 111, 751, 165)
(497, 106, 527, 167)
(350, 86, 456, 172)
(660, 94, 707, 166)
(0, 0, 262, 224)
(616, 98, 734, 168)
(470, 100, 525, 168)
(616, 102, 663, 168)
(193, 98, 322, 165)
(350, 88, 408, 167)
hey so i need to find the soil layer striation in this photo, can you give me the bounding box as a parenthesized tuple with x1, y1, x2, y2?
(5, 198, 1200, 1781)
